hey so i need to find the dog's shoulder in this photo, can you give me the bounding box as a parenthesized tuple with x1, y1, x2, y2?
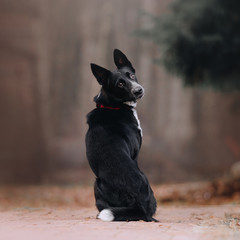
(86, 108, 142, 144)
(87, 108, 134, 126)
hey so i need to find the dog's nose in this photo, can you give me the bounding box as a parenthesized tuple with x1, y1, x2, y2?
(133, 87, 144, 98)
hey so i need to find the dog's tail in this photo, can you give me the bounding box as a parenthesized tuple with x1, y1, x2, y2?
(97, 208, 158, 222)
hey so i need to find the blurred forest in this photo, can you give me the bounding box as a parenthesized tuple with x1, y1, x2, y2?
(137, 0, 240, 90)
(0, 0, 240, 184)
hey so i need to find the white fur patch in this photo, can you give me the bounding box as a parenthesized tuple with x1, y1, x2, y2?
(96, 91, 101, 99)
(123, 101, 143, 137)
(124, 101, 137, 108)
(97, 209, 114, 222)
(132, 108, 143, 137)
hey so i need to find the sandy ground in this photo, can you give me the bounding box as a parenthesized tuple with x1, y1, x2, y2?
(0, 185, 240, 240)
(1, 205, 240, 240)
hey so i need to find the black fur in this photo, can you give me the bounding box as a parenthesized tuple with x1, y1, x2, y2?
(86, 49, 157, 222)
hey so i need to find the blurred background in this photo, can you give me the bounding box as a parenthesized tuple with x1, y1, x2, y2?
(0, 0, 240, 187)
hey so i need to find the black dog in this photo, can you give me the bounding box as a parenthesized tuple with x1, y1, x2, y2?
(85, 49, 157, 222)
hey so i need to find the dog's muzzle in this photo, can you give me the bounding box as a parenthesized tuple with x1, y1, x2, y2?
(133, 87, 144, 99)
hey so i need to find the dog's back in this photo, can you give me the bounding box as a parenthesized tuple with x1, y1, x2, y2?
(85, 49, 157, 222)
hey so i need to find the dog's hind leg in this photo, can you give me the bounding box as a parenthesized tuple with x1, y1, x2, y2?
(94, 179, 111, 213)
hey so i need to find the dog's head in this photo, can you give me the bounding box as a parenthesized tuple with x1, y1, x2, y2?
(90, 49, 144, 104)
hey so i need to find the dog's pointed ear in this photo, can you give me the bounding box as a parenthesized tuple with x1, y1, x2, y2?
(90, 63, 111, 85)
(113, 49, 135, 72)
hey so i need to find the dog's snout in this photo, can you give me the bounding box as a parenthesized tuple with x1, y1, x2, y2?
(133, 87, 144, 99)
(133, 88, 143, 95)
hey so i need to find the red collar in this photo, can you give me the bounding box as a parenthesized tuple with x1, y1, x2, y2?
(96, 104, 120, 110)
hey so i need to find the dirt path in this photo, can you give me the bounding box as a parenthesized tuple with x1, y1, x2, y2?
(0, 185, 240, 239)
(1, 205, 240, 240)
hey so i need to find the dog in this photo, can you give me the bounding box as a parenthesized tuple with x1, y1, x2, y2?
(85, 49, 157, 222)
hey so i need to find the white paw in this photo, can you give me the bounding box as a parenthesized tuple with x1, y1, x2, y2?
(97, 209, 114, 222)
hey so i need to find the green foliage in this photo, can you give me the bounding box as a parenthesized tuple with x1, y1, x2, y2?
(136, 0, 240, 90)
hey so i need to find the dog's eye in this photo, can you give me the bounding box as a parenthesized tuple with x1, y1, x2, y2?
(127, 72, 135, 80)
(118, 81, 125, 88)
(130, 74, 135, 80)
